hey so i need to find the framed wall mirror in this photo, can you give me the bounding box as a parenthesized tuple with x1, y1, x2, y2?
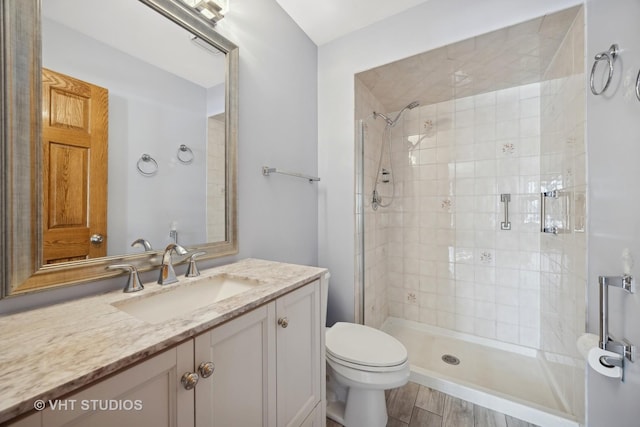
(1, 0, 238, 297)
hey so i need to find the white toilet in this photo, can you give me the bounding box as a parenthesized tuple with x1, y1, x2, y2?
(325, 322, 410, 427)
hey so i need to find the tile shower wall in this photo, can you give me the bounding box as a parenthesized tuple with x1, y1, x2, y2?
(207, 113, 226, 242)
(356, 78, 390, 329)
(385, 84, 544, 347)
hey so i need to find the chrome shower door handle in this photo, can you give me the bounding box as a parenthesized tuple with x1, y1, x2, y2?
(540, 190, 559, 234)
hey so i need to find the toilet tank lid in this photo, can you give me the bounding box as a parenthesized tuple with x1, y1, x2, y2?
(326, 322, 408, 367)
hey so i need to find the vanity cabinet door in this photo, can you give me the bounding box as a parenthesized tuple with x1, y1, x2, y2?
(299, 403, 323, 427)
(275, 280, 321, 427)
(41, 341, 194, 427)
(5, 412, 42, 427)
(194, 303, 277, 427)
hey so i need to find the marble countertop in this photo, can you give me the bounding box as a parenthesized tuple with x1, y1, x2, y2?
(0, 259, 326, 424)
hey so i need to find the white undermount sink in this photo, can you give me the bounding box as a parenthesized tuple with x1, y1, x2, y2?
(113, 275, 262, 324)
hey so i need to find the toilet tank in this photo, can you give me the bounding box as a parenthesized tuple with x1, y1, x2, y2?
(321, 272, 330, 328)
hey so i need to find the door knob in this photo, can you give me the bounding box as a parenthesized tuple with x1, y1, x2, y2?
(90, 234, 104, 244)
(278, 317, 289, 328)
(181, 372, 199, 390)
(198, 361, 215, 378)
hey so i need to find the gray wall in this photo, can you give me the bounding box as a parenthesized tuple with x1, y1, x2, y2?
(585, 0, 640, 424)
(216, 0, 318, 266)
(0, 0, 318, 314)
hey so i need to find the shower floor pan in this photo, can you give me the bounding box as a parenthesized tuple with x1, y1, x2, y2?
(381, 317, 580, 427)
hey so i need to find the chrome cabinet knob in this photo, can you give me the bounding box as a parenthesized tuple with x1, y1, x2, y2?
(90, 234, 104, 244)
(198, 361, 215, 378)
(278, 317, 289, 328)
(181, 372, 199, 390)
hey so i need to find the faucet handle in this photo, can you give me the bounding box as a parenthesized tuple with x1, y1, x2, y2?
(107, 264, 144, 293)
(186, 251, 207, 277)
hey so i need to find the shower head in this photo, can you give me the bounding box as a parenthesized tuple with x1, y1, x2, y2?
(373, 112, 394, 126)
(374, 101, 420, 127)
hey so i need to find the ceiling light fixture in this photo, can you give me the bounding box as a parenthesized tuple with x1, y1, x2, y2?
(185, 0, 228, 23)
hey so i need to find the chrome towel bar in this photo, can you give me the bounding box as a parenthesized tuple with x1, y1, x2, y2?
(262, 166, 320, 183)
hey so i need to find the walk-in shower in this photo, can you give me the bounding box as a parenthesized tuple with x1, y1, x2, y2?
(354, 5, 585, 427)
(371, 101, 420, 210)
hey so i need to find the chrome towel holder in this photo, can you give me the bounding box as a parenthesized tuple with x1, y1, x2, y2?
(177, 144, 194, 165)
(590, 44, 618, 96)
(137, 153, 158, 177)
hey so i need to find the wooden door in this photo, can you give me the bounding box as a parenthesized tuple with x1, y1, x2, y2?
(41, 68, 108, 264)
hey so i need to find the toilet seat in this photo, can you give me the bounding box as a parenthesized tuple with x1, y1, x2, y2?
(326, 322, 408, 370)
(327, 352, 408, 373)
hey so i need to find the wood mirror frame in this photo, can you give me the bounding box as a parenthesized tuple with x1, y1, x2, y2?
(0, 0, 238, 297)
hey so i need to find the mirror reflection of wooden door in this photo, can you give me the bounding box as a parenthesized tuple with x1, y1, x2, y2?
(42, 68, 108, 264)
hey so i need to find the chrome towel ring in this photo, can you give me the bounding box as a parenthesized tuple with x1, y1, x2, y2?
(590, 44, 618, 95)
(137, 153, 158, 176)
(177, 144, 194, 165)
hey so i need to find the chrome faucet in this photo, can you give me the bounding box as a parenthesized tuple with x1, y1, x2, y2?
(158, 243, 188, 285)
(131, 238, 153, 251)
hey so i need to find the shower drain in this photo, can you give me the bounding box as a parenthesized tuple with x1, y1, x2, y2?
(441, 354, 460, 365)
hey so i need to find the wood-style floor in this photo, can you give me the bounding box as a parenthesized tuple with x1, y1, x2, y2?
(326, 381, 539, 427)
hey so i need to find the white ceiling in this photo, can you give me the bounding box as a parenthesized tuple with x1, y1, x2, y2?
(41, 0, 431, 86)
(275, 0, 431, 45)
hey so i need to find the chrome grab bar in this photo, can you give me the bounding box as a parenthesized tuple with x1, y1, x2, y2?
(500, 193, 511, 230)
(590, 44, 618, 96)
